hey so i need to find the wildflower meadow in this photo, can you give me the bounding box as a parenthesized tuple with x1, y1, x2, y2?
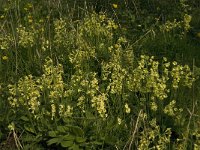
(0, 0, 200, 149)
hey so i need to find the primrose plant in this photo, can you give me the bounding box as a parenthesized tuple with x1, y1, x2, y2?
(6, 12, 196, 149)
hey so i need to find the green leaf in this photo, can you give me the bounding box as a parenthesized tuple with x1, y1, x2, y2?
(67, 125, 84, 136)
(47, 137, 60, 145)
(91, 141, 102, 145)
(24, 125, 36, 134)
(48, 131, 58, 137)
(0, 115, 4, 122)
(57, 126, 68, 133)
(22, 134, 36, 142)
(63, 135, 75, 141)
(85, 111, 95, 119)
(0, 131, 2, 139)
(20, 116, 29, 121)
(131, 14, 135, 22)
(104, 135, 117, 145)
(61, 140, 73, 147)
(75, 137, 86, 143)
(70, 144, 80, 150)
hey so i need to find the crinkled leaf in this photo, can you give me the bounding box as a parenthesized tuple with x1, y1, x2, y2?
(61, 140, 73, 147)
(91, 141, 103, 145)
(48, 131, 58, 137)
(85, 111, 95, 119)
(67, 125, 84, 136)
(75, 137, 86, 143)
(47, 137, 60, 145)
(20, 116, 29, 121)
(70, 144, 80, 150)
(104, 135, 117, 145)
(24, 125, 36, 134)
(57, 126, 68, 133)
(22, 135, 36, 142)
(63, 134, 75, 141)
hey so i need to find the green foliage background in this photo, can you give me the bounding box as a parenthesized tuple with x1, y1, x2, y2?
(0, 0, 200, 149)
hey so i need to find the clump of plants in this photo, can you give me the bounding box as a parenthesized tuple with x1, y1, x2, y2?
(2, 12, 198, 149)
(0, 1, 200, 149)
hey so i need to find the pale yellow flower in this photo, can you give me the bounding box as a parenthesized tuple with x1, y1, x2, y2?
(117, 117, 122, 125)
(125, 103, 131, 113)
(112, 4, 118, 9)
(197, 32, 200, 38)
(28, 15, 33, 23)
(0, 15, 4, 19)
(2, 56, 8, 60)
(28, 19, 33, 23)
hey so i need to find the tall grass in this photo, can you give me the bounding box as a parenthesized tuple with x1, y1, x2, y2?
(0, 0, 200, 149)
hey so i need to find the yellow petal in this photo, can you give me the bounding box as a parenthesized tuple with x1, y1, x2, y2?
(2, 56, 8, 60)
(196, 32, 200, 38)
(112, 4, 118, 9)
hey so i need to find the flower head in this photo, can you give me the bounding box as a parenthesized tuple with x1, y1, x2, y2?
(117, 117, 122, 125)
(112, 4, 118, 9)
(197, 32, 200, 38)
(2, 56, 8, 60)
(125, 103, 131, 113)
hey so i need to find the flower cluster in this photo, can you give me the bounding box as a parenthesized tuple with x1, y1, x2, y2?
(124, 103, 131, 114)
(183, 14, 192, 32)
(41, 58, 64, 102)
(8, 75, 41, 114)
(91, 93, 108, 118)
(138, 118, 171, 150)
(65, 70, 107, 118)
(159, 13, 192, 37)
(8, 58, 71, 120)
(160, 19, 181, 32)
(126, 55, 169, 100)
(171, 62, 195, 89)
(0, 33, 12, 50)
(17, 25, 36, 48)
(102, 49, 127, 95)
(53, 18, 74, 49)
(163, 100, 183, 124)
(126, 55, 195, 102)
(78, 13, 118, 41)
(0, 32, 12, 60)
